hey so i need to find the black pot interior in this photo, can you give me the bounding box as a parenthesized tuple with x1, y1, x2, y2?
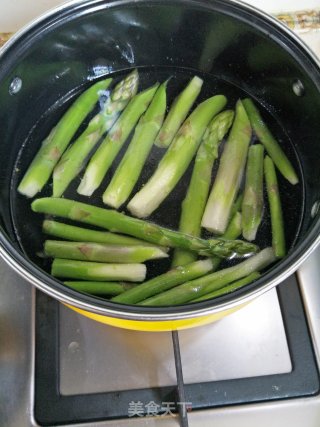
(0, 0, 319, 315)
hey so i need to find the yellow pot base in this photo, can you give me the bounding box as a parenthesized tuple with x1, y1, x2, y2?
(65, 303, 248, 331)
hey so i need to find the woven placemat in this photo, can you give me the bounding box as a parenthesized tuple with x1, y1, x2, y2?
(0, 33, 12, 47)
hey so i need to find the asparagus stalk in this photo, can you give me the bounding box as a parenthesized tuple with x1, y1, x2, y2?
(172, 110, 234, 267)
(51, 259, 146, 281)
(201, 100, 252, 234)
(111, 259, 213, 304)
(77, 83, 159, 196)
(154, 76, 203, 148)
(230, 193, 244, 217)
(43, 220, 155, 246)
(18, 78, 112, 198)
(210, 211, 243, 271)
(242, 144, 264, 241)
(32, 198, 259, 258)
(102, 81, 167, 208)
(264, 156, 286, 258)
(128, 95, 227, 218)
(243, 98, 299, 185)
(209, 193, 244, 273)
(191, 272, 261, 302)
(64, 281, 135, 296)
(53, 70, 139, 197)
(44, 240, 168, 263)
(140, 247, 276, 306)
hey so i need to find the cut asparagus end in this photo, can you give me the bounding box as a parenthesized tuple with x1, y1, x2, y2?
(201, 202, 230, 234)
(242, 224, 258, 242)
(51, 259, 147, 282)
(77, 164, 99, 196)
(127, 164, 177, 218)
(102, 193, 121, 209)
(18, 180, 41, 198)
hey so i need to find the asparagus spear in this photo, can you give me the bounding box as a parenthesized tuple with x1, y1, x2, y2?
(77, 83, 159, 196)
(172, 110, 234, 267)
(32, 198, 259, 258)
(53, 70, 139, 197)
(201, 100, 252, 234)
(190, 272, 261, 302)
(18, 78, 112, 198)
(102, 81, 167, 208)
(243, 98, 299, 185)
(128, 95, 227, 218)
(209, 193, 244, 273)
(264, 156, 286, 258)
(51, 259, 146, 281)
(43, 220, 155, 246)
(210, 211, 243, 271)
(242, 144, 264, 241)
(44, 240, 168, 263)
(230, 193, 244, 217)
(154, 76, 203, 148)
(140, 247, 276, 306)
(111, 259, 213, 304)
(64, 281, 135, 296)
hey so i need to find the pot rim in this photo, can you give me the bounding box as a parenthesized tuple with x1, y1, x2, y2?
(0, 0, 320, 321)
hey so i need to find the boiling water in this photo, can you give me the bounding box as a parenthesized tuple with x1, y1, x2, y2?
(10, 66, 304, 283)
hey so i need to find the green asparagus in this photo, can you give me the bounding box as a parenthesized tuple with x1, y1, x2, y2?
(77, 83, 159, 196)
(201, 100, 252, 234)
(111, 259, 213, 304)
(154, 76, 203, 148)
(210, 211, 243, 271)
(230, 193, 244, 217)
(18, 78, 112, 198)
(51, 259, 146, 281)
(191, 272, 261, 302)
(172, 110, 234, 267)
(128, 95, 227, 218)
(243, 98, 299, 185)
(242, 144, 264, 241)
(53, 70, 139, 197)
(140, 247, 275, 306)
(264, 156, 286, 258)
(32, 198, 259, 258)
(64, 281, 135, 296)
(102, 80, 167, 208)
(44, 240, 168, 263)
(42, 220, 156, 246)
